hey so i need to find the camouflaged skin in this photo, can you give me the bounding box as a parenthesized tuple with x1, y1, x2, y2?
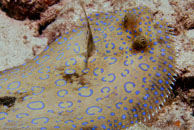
(0, 6, 176, 130)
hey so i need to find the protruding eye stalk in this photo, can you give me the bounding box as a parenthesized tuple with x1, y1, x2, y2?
(132, 36, 148, 50)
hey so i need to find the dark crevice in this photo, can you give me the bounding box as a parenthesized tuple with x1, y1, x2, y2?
(62, 73, 79, 84)
(188, 26, 194, 30)
(80, 127, 96, 130)
(174, 76, 194, 92)
(0, 0, 60, 20)
(0, 96, 16, 107)
(173, 75, 194, 115)
(38, 17, 57, 34)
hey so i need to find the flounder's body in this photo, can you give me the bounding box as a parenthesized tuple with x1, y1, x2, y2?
(0, 6, 176, 130)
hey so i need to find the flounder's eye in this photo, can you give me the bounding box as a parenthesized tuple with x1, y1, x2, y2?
(133, 36, 148, 50)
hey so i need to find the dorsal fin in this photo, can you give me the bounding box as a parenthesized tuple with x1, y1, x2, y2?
(79, 0, 95, 67)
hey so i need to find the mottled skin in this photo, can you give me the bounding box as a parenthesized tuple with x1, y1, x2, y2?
(0, 6, 176, 130)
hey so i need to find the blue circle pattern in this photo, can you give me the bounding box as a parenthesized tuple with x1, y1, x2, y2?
(0, 7, 176, 130)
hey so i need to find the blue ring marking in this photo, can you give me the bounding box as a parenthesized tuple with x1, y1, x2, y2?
(47, 110, 54, 113)
(74, 46, 81, 53)
(54, 126, 60, 128)
(36, 55, 50, 64)
(23, 96, 32, 101)
(116, 27, 121, 31)
(0, 112, 8, 120)
(90, 58, 96, 63)
(43, 46, 49, 52)
(101, 73, 116, 83)
(103, 33, 107, 39)
(58, 101, 73, 108)
(101, 87, 110, 93)
(65, 58, 77, 66)
(40, 127, 47, 130)
(109, 57, 117, 65)
(124, 82, 135, 93)
(116, 102, 123, 109)
(64, 120, 74, 124)
(55, 79, 67, 87)
(31, 86, 45, 95)
(82, 68, 90, 74)
(127, 35, 131, 39)
(96, 98, 102, 101)
(93, 36, 101, 43)
(66, 110, 73, 113)
(39, 75, 49, 80)
(78, 87, 93, 97)
(77, 117, 83, 120)
(10, 68, 20, 73)
(138, 56, 143, 59)
(142, 77, 147, 83)
(31, 117, 49, 125)
(27, 101, 45, 110)
(22, 62, 27, 66)
(16, 113, 29, 118)
(7, 81, 21, 90)
(138, 63, 150, 71)
(98, 116, 105, 120)
(33, 55, 39, 60)
(109, 26, 115, 31)
(93, 67, 104, 76)
(123, 96, 127, 100)
(117, 32, 123, 35)
(86, 106, 102, 115)
(124, 60, 129, 66)
(58, 37, 67, 44)
(82, 122, 88, 126)
(105, 43, 115, 49)
(64, 69, 76, 74)
(57, 89, 68, 97)
(38, 66, 50, 73)
(121, 69, 130, 77)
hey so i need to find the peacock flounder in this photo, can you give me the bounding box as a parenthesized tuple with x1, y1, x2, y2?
(0, 6, 176, 130)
